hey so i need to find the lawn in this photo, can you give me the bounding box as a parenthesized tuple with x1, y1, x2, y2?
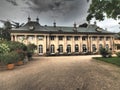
(93, 57, 120, 66)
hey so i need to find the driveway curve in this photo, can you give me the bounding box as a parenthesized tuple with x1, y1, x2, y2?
(0, 55, 120, 90)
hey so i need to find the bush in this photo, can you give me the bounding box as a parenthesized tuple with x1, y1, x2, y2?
(0, 40, 27, 52)
(7, 41, 27, 52)
(27, 44, 37, 54)
(27, 44, 37, 59)
(17, 50, 25, 61)
(116, 52, 120, 57)
(0, 51, 19, 65)
(0, 43, 10, 54)
(100, 47, 112, 58)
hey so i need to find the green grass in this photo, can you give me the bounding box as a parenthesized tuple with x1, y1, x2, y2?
(93, 57, 120, 66)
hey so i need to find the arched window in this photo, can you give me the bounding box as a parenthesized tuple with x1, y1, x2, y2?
(58, 45, 63, 53)
(39, 45, 43, 54)
(82, 44, 87, 52)
(75, 44, 79, 52)
(50, 45, 55, 53)
(92, 44, 96, 52)
(66, 45, 71, 53)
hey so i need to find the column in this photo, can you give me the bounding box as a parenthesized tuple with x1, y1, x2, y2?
(47, 35, 50, 49)
(97, 36, 99, 52)
(14, 35, 17, 41)
(90, 36, 92, 52)
(34, 35, 37, 45)
(80, 36, 82, 52)
(104, 36, 106, 47)
(11, 35, 14, 41)
(72, 36, 74, 52)
(44, 35, 47, 54)
(64, 35, 67, 53)
(87, 36, 90, 52)
(24, 35, 27, 45)
(55, 35, 58, 53)
(112, 36, 115, 52)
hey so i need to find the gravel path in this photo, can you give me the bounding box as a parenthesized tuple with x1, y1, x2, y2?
(0, 55, 120, 90)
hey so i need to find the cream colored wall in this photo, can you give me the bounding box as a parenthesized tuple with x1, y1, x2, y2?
(11, 33, 114, 54)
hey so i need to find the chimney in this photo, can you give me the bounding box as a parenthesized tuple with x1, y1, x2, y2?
(36, 17, 39, 23)
(74, 22, 77, 28)
(28, 16, 31, 22)
(94, 21, 97, 25)
(53, 21, 56, 27)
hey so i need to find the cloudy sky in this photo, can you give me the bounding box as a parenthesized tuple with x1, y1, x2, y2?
(0, 0, 119, 32)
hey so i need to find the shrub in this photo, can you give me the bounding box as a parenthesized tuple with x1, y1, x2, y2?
(100, 47, 112, 58)
(116, 52, 120, 57)
(17, 50, 25, 61)
(7, 41, 27, 52)
(27, 44, 37, 59)
(27, 44, 37, 53)
(0, 43, 10, 54)
(0, 51, 19, 65)
(0, 40, 27, 52)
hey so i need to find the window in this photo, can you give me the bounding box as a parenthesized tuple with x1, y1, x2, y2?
(28, 36, 34, 41)
(82, 36, 87, 41)
(82, 44, 87, 52)
(18, 36, 25, 41)
(92, 36, 97, 41)
(74, 36, 79, 40)
(50, 36, 55, 40)
(38, 36, 44, 40)
(66, 45, 71, 53)
(58, 45, 63, 53)
(58, 36, 63, 40)
(39, 45, 43, 54)
(67, 36, 71, 40)
(99, 37, 103, 41)
(50, 45, 55, 53)
(106, 37, 110, 41)
(75, 44, 79, 52)
(92, 44, 96, 52)
(99, 44, 103, 50)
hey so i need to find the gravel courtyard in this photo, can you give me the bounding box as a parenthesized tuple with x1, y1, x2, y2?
(0, 55, 120, 90)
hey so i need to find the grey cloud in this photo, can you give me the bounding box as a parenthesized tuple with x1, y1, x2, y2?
(6, 0, 18, 6)
(24, 0, 89, 21)
(26, 0, 80, 13)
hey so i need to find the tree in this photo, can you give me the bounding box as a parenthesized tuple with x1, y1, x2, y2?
(0, 21, 11, 40)
(87, 0, 120, 21)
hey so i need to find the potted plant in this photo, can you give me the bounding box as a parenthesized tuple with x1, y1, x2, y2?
(0, 52, 19, 70)
(27, 44, 37, 60)
(16, 50, 25, 66)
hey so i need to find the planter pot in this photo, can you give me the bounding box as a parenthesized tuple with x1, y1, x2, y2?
(7, 64, 15, 70)
(17, 61, 24, 66)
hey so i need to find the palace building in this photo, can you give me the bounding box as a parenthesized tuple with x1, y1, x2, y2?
(10, 17, 115, 55)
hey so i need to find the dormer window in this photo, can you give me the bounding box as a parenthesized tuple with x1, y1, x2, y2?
(96, 27, 102, 32)
(73, 28, 77, 32)
(29, 26, 35, 30)
(58, 28, 63, 32)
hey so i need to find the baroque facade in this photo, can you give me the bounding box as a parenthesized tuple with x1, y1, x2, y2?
(10, 17, 115, 55)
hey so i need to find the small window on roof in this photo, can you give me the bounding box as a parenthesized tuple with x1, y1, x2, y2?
(29, 26, 35, 31)
(96, 27, 102, 32)
(58, 28, 63, 32)
(73, 28, 77, 32)
(58, 30, 62, 32)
